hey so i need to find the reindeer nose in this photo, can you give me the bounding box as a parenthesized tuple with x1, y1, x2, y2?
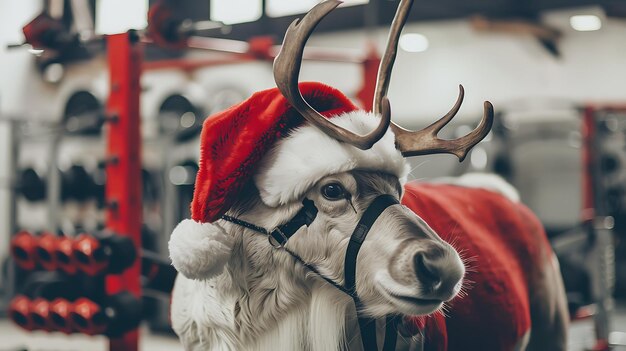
(413, 252, 443, 291)
(413, 245, 464, 300)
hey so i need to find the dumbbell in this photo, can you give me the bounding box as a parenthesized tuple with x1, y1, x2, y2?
(48, 298, 75, 334)
(11, 231, 76, 273)
(8, 295, 36, 331)
(142, 250, 177, 294)
(70, 297, 108, 335)
(8, 272, 77, 332)
(61, 165, 98, 202)
(34, 231, 59, 271)
(55, 235, 78, 274)
(9, 296, 60, 332)
(18, 167, 47, 202)
(30, 297, 57, 332)
(70, 291, 141, 336)
(72, 232, 136, 276)
(10, 230, 39, 270)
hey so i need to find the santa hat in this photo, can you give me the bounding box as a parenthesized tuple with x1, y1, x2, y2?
(169, 82, 408, 279)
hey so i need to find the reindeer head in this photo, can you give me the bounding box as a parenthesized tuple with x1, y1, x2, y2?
(254, 0, 492, 317)
(169, 0, 493, 320)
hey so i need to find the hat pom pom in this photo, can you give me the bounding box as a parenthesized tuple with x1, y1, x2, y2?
(168, 219, 233, 280)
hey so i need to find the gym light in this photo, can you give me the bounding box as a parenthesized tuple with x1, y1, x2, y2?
(96, 0, 147, 34)
(470, 147, 488, 170)
(27, 48, 44, 55)
(169, 166, 192, 185)
(399, 33, 429, 53)
(569, 15, 602, 31)
(180, 112, 197, 128)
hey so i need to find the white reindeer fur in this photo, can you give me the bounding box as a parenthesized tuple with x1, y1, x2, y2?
(171, 201, 358, 351)
(172, 274, 356, 351)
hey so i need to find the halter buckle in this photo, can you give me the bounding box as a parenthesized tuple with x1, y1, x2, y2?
(268, 227, 288, 248)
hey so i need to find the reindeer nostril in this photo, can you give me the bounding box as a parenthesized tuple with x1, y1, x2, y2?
(413, 253, 441, 290)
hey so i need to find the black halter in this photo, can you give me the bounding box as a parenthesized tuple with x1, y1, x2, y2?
(221, 194, 400, 351)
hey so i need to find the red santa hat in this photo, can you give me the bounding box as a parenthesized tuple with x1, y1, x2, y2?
(169, 82, 408, 279)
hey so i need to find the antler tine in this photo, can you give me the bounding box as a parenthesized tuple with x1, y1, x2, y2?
(273, 0, 390, 150)
(391, 86, 494, 161)
(373, 0, 414, 115)
(395, 84, 464, 140)
(373, 0, 494, 160)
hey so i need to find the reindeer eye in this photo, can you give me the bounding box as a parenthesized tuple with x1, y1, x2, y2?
(321, 183, 346, 201)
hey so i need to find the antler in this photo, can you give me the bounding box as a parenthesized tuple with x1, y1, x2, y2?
(273, 0, 391, 150)
(391, 86, 494, 160)
(373, 0, 494, 161)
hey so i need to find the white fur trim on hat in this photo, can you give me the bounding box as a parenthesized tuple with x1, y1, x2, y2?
(168, 219, 234, 280)
(254, 111, 409, 207)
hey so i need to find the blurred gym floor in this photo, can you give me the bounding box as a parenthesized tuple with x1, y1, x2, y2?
(0, 304, 624, 351)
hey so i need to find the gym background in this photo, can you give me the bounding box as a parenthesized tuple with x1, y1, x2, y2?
(0, 0, 624, 350)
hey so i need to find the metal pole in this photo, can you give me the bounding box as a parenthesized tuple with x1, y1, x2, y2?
(582, 107, 613, 351)
(0, 118, 19, 315)
(46, 133, 62, 231)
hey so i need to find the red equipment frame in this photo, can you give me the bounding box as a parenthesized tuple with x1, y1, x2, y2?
(105, 31, 143, 351)
(580, 104, 626, 351)
(141, 36, 381, 109)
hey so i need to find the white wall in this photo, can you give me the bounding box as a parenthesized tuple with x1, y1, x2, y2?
(2, 5, 624, 123)
(0, 3, 624, 249)
(306, 6, 626, 126)
(0, 0, 42, 277)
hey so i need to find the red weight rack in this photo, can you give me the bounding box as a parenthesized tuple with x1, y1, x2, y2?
(104, 31, 143, 351)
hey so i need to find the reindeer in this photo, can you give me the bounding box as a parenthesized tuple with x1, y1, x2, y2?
(168, 1, 569, 350)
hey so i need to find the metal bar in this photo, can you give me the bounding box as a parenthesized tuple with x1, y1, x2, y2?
(0, 118, 19, 316)
(143, 35, 363, 63)
(178, 36, 249, 53)
(143, 56, 255, 72)
(49, 0, 65, 19)
(105, 31, 143, 351)
(46, 133, 62, 231)
(582, 107, 597, 215)
(69, 0, 95, 39)
(582, 107, 614, 350)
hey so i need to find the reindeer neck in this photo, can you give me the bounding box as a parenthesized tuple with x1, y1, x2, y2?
(230, 261, 371, 351)
(219, 218, 355, 350)
(222, 196, 394, 351)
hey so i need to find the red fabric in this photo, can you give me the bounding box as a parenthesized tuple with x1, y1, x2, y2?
(191, 82, 358, 223)
(401, 183, 552, 351)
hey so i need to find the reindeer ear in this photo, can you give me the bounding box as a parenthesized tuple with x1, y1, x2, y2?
(168, 219, 234, 280)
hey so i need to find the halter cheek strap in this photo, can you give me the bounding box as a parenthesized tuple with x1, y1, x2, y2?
(344, 194, 399, 351)
(221, 195, 401, 351)
(344, 194, 399, 294)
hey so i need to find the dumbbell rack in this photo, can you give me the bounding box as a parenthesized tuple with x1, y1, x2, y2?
(6, 31, 144, 351)
(580, 105, 626, 351)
